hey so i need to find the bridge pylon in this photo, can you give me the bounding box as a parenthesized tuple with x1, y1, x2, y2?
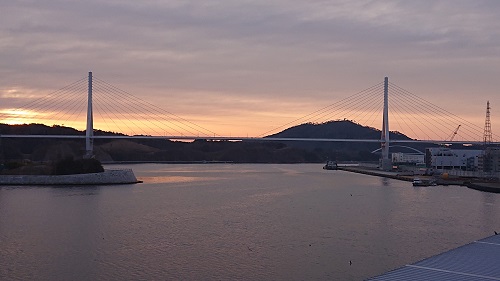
(84, 71, 94, 158)
(380, 76, 392, 170)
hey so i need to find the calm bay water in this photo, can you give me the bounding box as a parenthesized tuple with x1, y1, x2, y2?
(1, 163, 499, 280)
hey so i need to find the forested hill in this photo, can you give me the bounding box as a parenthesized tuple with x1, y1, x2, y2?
(267, 120, 411, 140)
(265, 120, 420, 161)
(0, 123, 124, 136)
(0, 121, 425, 164)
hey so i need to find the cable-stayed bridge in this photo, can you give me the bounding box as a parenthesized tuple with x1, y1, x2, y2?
(1, 72, 498, 168)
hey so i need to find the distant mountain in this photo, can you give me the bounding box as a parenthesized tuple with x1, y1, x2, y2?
(264, 120, 427, 161)
(0, 123, 81, 135)
(267, 120, 411, 140)
(0, 123, 125, 136)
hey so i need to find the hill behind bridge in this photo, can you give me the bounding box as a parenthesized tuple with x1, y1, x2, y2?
(0, 121, 431, 164)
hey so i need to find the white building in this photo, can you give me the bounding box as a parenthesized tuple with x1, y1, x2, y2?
(425, 147, 483, 171)
(391, 152, 425, 165)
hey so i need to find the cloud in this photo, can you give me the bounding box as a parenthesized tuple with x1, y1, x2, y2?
(1, 0, 499, 137)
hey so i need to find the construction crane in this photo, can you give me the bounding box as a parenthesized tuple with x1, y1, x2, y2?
(448, 125, 461, 142)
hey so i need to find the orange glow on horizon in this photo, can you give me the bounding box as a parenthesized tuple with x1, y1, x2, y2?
(0, 109, 41, 125)
(0, 106, 496, 142)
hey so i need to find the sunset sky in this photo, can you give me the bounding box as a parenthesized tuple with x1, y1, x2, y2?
(1, 1, 499, 140)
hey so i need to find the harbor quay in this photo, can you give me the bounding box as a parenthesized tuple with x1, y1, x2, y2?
(334, 164, 500, 193)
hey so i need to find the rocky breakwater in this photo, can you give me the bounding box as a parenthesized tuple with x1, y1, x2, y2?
(0, 169, 140, 185)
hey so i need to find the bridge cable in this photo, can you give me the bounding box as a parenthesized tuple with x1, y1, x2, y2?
(93, 80, 191, 136)
(258, 82, 384, 136)
(93, 77, 218, 137)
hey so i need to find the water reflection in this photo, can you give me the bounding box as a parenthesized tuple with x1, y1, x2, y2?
(481, 192, 497, 232)
(52, 186, 100, 196)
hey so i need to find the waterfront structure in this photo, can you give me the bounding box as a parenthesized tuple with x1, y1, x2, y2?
(0, 169, 139, 185)
(391, 152, 424, 165)
(425, 147, 482, 171)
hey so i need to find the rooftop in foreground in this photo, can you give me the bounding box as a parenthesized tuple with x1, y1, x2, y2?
(368, 234, 500, 280)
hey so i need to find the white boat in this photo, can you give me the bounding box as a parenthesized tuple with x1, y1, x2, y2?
(323, 161, 338, 170)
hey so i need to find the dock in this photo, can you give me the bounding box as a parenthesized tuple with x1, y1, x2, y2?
(335, 165, 500, 193)
(368, 234, 500, 280)
(336, 166, 414, 182)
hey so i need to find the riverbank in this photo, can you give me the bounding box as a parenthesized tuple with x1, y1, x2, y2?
(336, 165, 500, 193)
(0, 169, 140, 185)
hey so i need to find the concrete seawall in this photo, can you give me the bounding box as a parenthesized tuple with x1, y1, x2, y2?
(466, 182, 500, 193)
(0, 169, 139, 185)
(337, 166, 463, 185)
(336, 166, 414, 182)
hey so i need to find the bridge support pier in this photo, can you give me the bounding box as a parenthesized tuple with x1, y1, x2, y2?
(380, 76, 392, 170)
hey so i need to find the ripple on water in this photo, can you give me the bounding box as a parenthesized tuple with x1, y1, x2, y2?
(1, 163, 499, 280)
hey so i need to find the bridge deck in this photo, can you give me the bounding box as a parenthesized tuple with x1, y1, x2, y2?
(1, 134, 499, 145)
(368, 234, 500, 280)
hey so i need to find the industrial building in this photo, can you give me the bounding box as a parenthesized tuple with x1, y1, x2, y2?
(425, 147, 483, 171)
(391, 152, 424, 165)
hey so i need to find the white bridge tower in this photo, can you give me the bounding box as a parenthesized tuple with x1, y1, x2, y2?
(380, 77, 392, 170)
(84, 71, 94, 158)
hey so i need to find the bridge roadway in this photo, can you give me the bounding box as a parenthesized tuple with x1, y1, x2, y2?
(1, 134, 499, 145)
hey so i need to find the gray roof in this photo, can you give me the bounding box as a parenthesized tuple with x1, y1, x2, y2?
(368, 234, 500, 281)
